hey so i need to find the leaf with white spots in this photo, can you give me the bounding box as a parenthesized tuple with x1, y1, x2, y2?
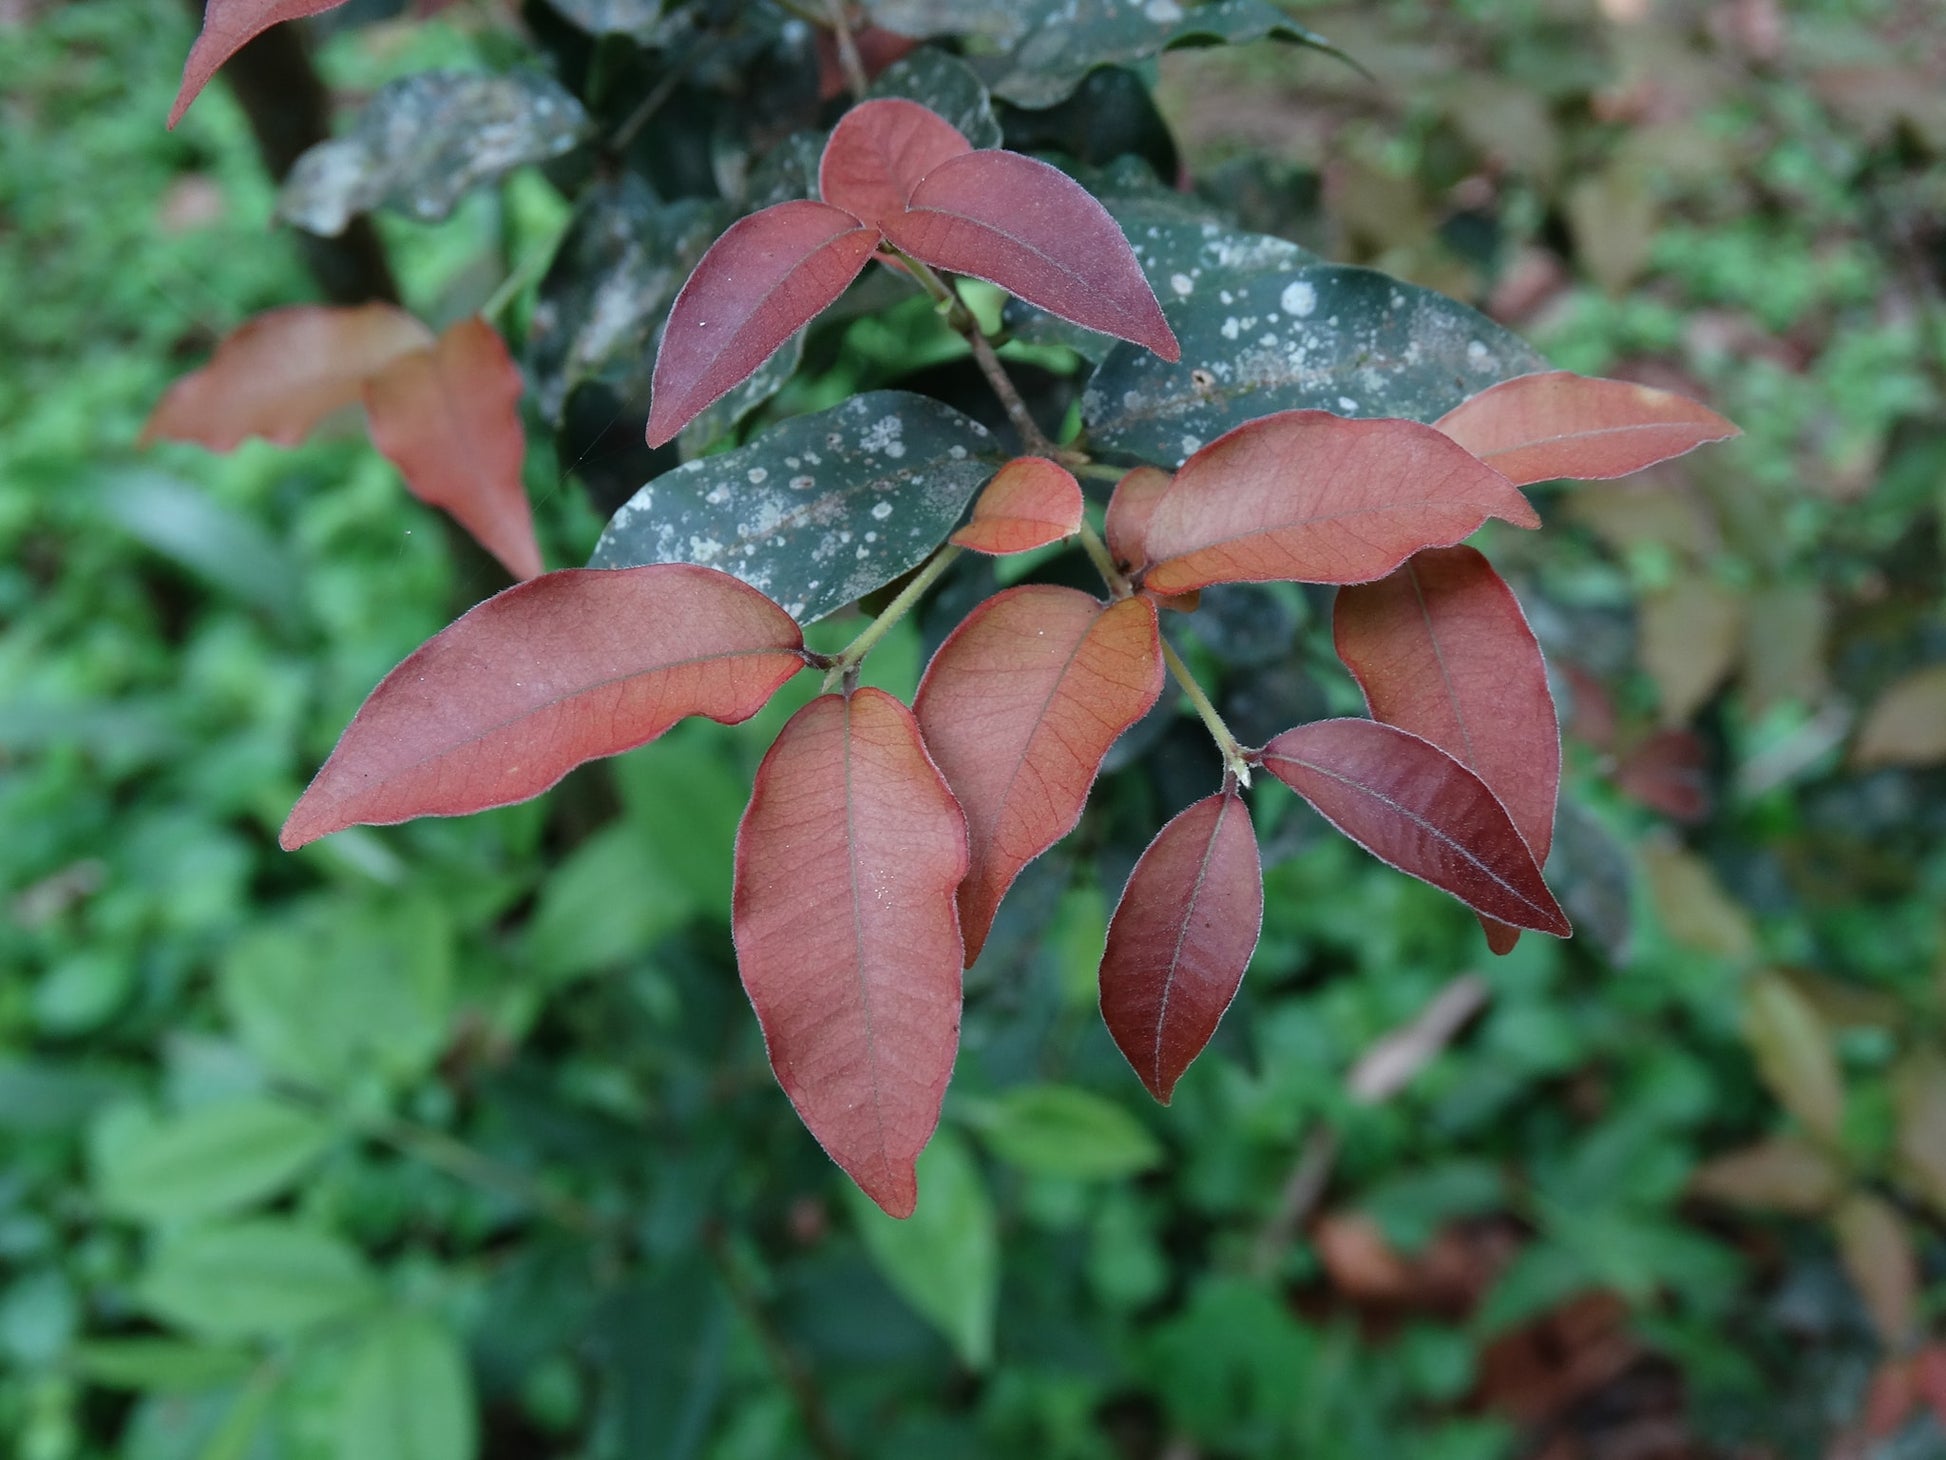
(1084, 261, 1546, 467)
(591, 392, 1002, 623)
(867, 46, 1004, 151)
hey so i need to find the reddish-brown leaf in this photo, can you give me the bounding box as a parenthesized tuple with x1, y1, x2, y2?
(949, 456, 1083, 555)
(1259, 719, 1570, 935)
(1100, 791, 1263, 1104)
(646, 201, 880, 446)
(817, 97, 971, 230)
(915, 587, 1164, 965)
(362, 317, 542, 582)
(1435, 371, 1739, 486)
(1335, 546, 1559, 954)
(141, 303, 433, 451)
(1104, 466, 1171, 573)
(885, 150, 1180, 362)
(281, 566, 805, 849)
(1142, 412, 1541, 595)
(733, 688, 969, 1218)
(170, 0, 350, 128)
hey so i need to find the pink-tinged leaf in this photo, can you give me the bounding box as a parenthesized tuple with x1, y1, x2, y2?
(646, 201, 880, 446)
(170, 0, 350, 128)
(362, 317, 543, 582)
(1334, 546, 1559, 954)
(281, 566, 805, 849)
(817, 97, 971, 229)
(1100, 791, 1263, 1104)
(733, 688, 969, 1218)
(1142, 412, 1542, 595)
(885, 150, 1180, 362)
(1259, 718, 1570, 936)
(949, 456, 1083, 555)
(915, 587, 1164, 965)
(1104, 466, 1171, 573)
(1434, 370, 1739, 486)
(141, 304, 433, 451)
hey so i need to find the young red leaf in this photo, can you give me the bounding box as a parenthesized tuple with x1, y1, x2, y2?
(1259, 718, 1570, 936)
(141, 303, 433, 451)
(733, 688, 969, 1218)
(362, 317, 543, 582)
(1334, 546, 1559, 954)
(817, 97, 972, 230)
(646, 201, 880, 446)
(169, 0, 351, 128)
(1434, 370, 1739, 486)
(1100, 791, 1263, 1105)
(885, 150, 1180, 362)
(281, 566, 805, 849)
(1104, 466, 1171, 573)
(1142, 412, 1541, 595)
(915, 587, 1164, 965)
(949, 456, 1083, 555)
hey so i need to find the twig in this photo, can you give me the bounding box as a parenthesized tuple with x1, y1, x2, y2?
(825, 0, 870, 101)
(706, 1227, 855, 1460)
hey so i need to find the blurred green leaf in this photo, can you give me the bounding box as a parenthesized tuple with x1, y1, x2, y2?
(847, 1130, 997, 1369)
(968, 1084, 1163, 1181)
(521, 822, 697, 983)
(336, 1311, 478, 1460)
(69, 1339, 257, 1394)
(97, 471, 300, 624)
(137, 1221, 380, 1340)
(1743, 972, 1845, 1144)
(93, 1097, 334, 1226)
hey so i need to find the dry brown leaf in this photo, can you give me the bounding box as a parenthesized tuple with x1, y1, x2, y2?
(1833, 1192, 1918, 1349)
(1639, 576, 1743, 726)
(1853, 665, 1946, 769)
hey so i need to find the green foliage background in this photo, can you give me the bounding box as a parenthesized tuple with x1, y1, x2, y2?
(4, 2, 1945, 1457)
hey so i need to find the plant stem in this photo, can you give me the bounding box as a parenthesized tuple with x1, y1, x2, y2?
(893, 251, 1062, 457)
(1075, 519, 1130, 597)
(825, 0, 870, 101)
(1161, 637, 1252, 788)
(822, 545, 965, 691)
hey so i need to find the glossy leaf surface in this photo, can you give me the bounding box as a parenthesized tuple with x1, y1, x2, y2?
(142, 304, 433, 451)
(1142, 412, 1541, 594)
(733, 689, 969, 1218)
(170, 0, 349, 129)
(282, 567, 804, 848)
(646, 201, 879, 446)
(887, 150, 1179, 361)
(600, 392, 998, 623)
(1259, 718, 1570, 935)
(1084, 261, 1545, 466)
(1100, 791, 1263, 1104)
(817, 97, 972, 228)
(950, 456, 1082, 554)
(362, 317, 543, 582)
(1434, 370, 1739, 485)
(915, 588, 1163, 964)
(1335, 546, 1558, 953)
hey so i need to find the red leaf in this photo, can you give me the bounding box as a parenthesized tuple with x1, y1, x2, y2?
(142, 303, 433, 451)
(362, 317, 543, 582)
(1142, 412, 1541, 595)
(1100, 791, 1263, 1104)
(1334, 547, 1559, 954)
(1434, 371, 1739, 486)
(817, 97, 972, 230)
(949, 456, 1083, 555)
(915, 587, 1164, 965)
(733, 688, 969, 1218)
(281, 566, 805, 849)
(170, 0, 350, 128)
(646, 201, 880, 446)
(1613, 728, 1710, 822)
(885, 150, 1180, 362)
(1104, 466, 1171, 573)
(1259, 719, 1570, 936)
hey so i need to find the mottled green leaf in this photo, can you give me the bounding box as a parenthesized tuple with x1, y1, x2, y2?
(1084, 260, 1546, 466)
(138, 1221, 380, 1340)
(591, 392, 1000, 623)
(279, 71, 589, 237)
(868, 46, 1002, 150)
(93, 1097, 333, 1225)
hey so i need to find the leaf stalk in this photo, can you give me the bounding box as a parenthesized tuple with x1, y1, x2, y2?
(822, 544, 965, 691)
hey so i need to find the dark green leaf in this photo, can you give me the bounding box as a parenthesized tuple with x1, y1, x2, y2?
(846, 1130, 998, 1369)
(138, 1221, 380, 1340)
(869, 47, 1003, 150)
(336, 1312, 478, 1460)
(862, 0, 1030, 47)
(591, 391, 1000, 623)
(279, 71, 590, 237)
(1083, 262, 1546, 465)
(92, 1097, 334, 1225)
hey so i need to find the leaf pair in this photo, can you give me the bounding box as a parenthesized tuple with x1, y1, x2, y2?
(144, 306, 542, 582)
(646, 98, 1179, 446)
